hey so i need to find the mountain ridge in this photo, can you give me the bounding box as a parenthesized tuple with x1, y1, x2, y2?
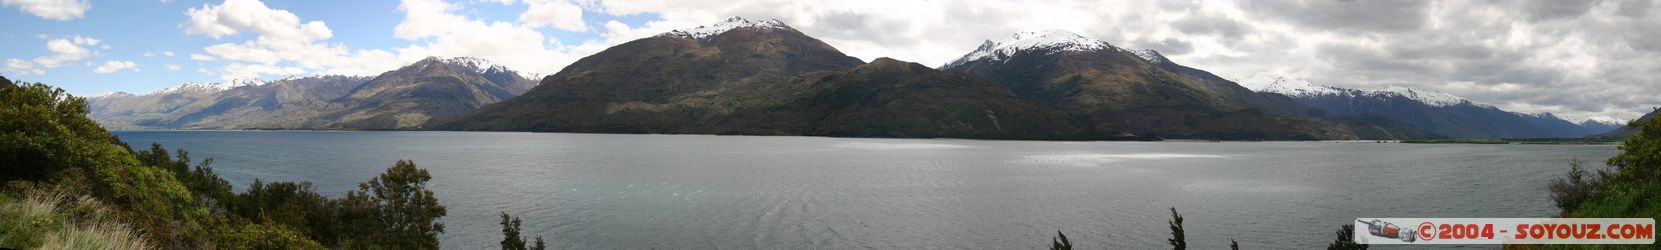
(87, 56, 536, 130)
(938, 30, 1417, 139)
(444, 18, 1117, 140)
(1237, 74, 1616, 139)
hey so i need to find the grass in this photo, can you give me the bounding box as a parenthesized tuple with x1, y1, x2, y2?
(0, 189, 150, 250)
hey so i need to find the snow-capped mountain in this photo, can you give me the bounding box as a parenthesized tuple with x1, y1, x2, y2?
(1132, 49, 1165, 64)
(149, 78, 267, 95)
(1237, 74, 1611, 139)
(1576, 117, 1625, 133)
(943, 30, 1123, 68)
(1236, 74, 1470, 107)
(88, 91, 134, 99)
(936, 30, 1410, 139)
(659, 17, 789, 41)
(1592, 108, 1658, 139)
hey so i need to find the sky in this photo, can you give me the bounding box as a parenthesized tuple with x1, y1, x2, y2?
(1, 0, 1657, 122)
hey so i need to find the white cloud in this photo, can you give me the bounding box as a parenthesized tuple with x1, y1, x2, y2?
(70, 35, 99, 46)
(165, 64, 182, 70)
(520, 0, 587, 32)
(391, 0, 584, 75)
(93, 60, 138, 73)
(4, 58, 45, 76)
(189, 53, 218, 61)
(183, 0, 332, 41)
(163, 50, 175, 57)
(202, 42, 282, 65)
(182, 0, 405, 81)
(31, 36, 100, 68)
(217, 62, 304, 80)
(143, 51, 156, 57)
(1, 0, 90, 20)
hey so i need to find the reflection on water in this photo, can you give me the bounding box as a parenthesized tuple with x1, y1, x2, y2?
(113, 131, 1617, 249)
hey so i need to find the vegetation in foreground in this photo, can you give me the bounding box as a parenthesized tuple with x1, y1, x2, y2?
(1537, 110, 1661, 249)
(1044, 118, 1661, 249)
(1047, 207, 1367, 249)
(1, 77, 447, 249)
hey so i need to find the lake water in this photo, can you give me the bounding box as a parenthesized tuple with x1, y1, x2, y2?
(112, 131, 1618, 249)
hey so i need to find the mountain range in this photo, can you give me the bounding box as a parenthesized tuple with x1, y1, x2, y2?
(936, 30, 1434, 139)
(87, 57, 535, 130)
(444, 18, 1091, 139)
(81, 17, 1640, 140)
(1592, 108, 1659, 139)
(1236, 74, 1623, 139)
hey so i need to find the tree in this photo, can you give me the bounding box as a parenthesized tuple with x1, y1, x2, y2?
(0, 81, 118, 184)
(1230, 239, 1239, 250)
(500, 212, 526, 250)
(1609, 111, 1661, 181)
(1549, 159, 1610, 212)
(1049, 230, 1072, 250)
(532, 236, 546, 250)
(1326, 224, 1366, 250)
(1168, 207, 1185, 250)
(338, 160, 447, 249)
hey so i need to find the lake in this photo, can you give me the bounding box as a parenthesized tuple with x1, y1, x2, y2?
(112, 131, 1618, 249)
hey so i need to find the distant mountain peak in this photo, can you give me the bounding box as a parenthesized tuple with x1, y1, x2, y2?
(88, 91, 133, 99)
(410, 56, 531, 78)
(659, 16, 790, 41)
(943, 30, 1117, 68)
(1377, 86, 1467, 107)
(1579, 116, 1626, 126)
(1236, 74, 1472, 107)
(150, 78, 266, 95)
(1236, 74, 1343, 96)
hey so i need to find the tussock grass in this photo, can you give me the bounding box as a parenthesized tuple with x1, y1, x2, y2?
(1, 189, 150, 250)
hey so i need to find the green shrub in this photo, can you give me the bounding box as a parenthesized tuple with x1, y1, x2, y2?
(218, 223, 326, 250)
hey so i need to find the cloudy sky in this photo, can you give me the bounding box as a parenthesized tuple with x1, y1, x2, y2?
(2, 0, 1657, 121)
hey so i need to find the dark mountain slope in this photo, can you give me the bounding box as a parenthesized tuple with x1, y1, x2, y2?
(941, 31, 1365, 139)
(447, 18, 1091, 139)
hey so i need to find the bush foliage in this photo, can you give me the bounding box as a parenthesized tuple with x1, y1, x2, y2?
(0, 79, 448, 249)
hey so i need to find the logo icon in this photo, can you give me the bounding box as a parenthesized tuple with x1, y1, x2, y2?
(1358, 219, 1417, 242)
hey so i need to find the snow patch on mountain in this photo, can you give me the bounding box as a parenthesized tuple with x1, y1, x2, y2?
(1377, 86, 1466, 107)
(88, 91, 133, 99)
(439, 57, 503, 73)
(1236, 74, 1472, 107)
(1133, 49, 1165, 64)
(1578, 116, 1628, 126)
(943, 30, 1119, 68)
(151, 79, 265, 95)
(660, 17, 788, 41)
(428, 56, 539, 79)
(1235, 74, 1344, 96)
